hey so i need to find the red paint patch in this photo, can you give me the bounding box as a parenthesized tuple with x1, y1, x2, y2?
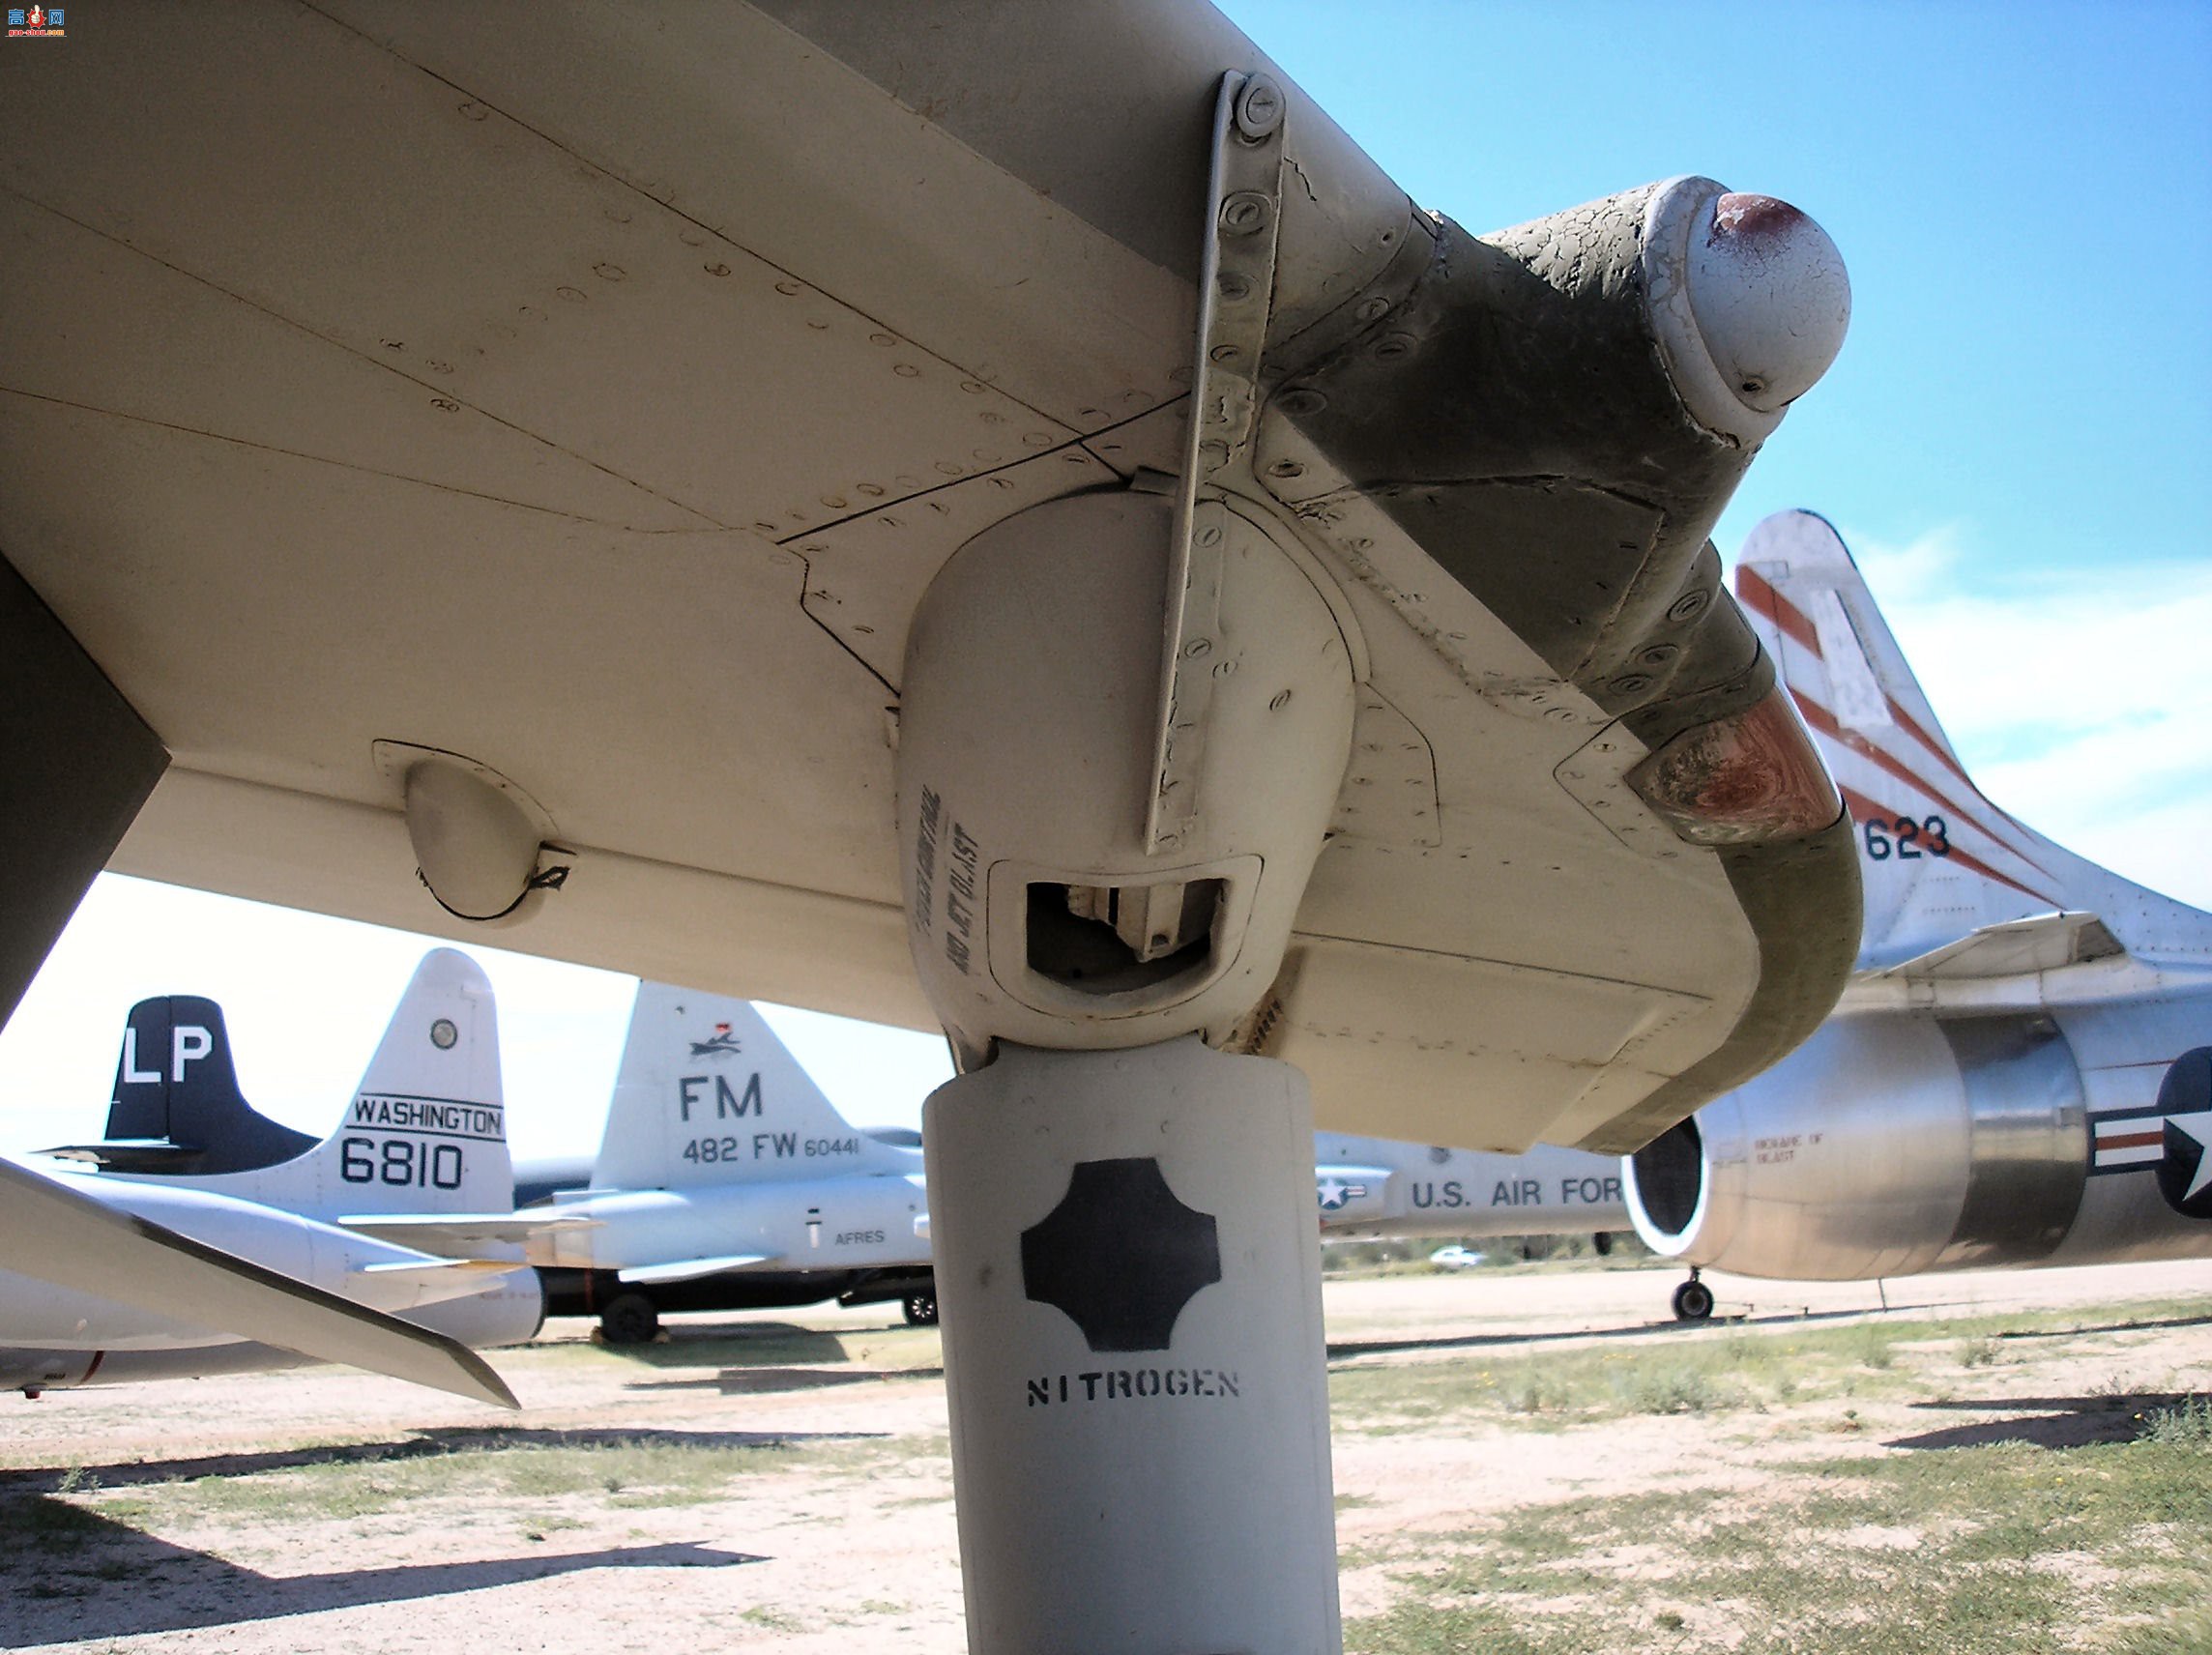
(1710, 193, 1805, 243)
(1736, 566, 1822, 658)
(2098, 1130, 2165, 1152)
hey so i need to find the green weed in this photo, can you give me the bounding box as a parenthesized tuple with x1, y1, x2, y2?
(1347, 1433, 2212, 1655)
(2141, 1395, 2212, 1446)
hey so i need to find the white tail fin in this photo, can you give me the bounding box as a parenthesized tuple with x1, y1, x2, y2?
(157, 949, 511, 1218)
(1736, 511, 2098, 967)
(591, 985, 920, 1190)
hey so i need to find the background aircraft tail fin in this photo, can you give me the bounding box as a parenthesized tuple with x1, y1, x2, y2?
(1733, 510, 2073, 964)
(95, 996, 317, 1174)
(166, 948, 512, 1217)
(592, 984, 921, 1190)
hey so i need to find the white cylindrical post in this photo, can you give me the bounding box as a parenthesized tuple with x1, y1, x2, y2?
(925, 1036, 1341, 1653)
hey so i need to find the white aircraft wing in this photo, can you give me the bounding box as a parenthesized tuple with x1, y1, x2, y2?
(0, 1157, 517, 1408)
(617, 1255, 780, 1287)
(0, 5, 1855, 1157)
(339, 1212, 602, 1258)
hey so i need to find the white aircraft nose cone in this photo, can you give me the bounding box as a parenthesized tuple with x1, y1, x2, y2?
(1684, 192, 1851, 415)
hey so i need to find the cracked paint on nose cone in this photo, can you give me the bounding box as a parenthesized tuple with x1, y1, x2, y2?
(1690, 194, 1850, 413)
(1643, 177, 1850, 445)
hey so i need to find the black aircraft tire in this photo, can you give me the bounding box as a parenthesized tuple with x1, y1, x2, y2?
(599, 1292, 661, 1346)
(902, 1292, 939, 1327)
(1673, 1279, 1716, 1322)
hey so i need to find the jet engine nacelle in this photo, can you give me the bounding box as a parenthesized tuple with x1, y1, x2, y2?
(1624, 1013, 2087, 1279)
(407, 1268, 545, 1350)
(896, 490, 1355, 1063)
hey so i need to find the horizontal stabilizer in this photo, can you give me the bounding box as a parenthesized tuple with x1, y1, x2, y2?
(0, 1156, 516, 1408)
(34, 1139, 204, 1172)
(103, 995, 318, 1176)
(339, 1212, 600, 1257)
(1870, 911, 2124, 981)
(617, 1254, 776, 1285)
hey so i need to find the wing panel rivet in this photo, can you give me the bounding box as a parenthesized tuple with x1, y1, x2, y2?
(1220, 191, 1272, 235)
(1234, 75, 1285, 140)
(1275, 389, 1327, 416)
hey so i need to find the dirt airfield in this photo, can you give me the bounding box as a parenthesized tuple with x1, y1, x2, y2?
(2, 1258, 2207, 1653)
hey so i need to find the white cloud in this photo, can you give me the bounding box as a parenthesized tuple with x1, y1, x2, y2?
(1840, 523, 1973, 607)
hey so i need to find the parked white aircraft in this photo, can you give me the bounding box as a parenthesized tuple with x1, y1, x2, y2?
(0, 950, 537, 1398)
(4, 15, 1859, 1647)
(1625, 512, 2212, 1318)
(1313, 1133, 1625, 1240)
(459, 985, 934, 1344)
(492, 990, 1630, 1343)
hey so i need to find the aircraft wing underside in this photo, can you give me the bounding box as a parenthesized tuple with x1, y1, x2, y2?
(0, 1156, 515, 1408)
(0, 4, 1856, 1154)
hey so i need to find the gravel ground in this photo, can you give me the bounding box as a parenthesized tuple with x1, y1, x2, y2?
(1, 1257, 2205, 1652)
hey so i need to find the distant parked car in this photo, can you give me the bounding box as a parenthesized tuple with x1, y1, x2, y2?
(1428, 1245, 1486, 1270)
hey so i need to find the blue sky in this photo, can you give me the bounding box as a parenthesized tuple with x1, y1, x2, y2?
(2, 4, 2205, 1157)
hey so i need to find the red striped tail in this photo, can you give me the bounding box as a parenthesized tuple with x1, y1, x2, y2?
(1733, 511, 2067, 964)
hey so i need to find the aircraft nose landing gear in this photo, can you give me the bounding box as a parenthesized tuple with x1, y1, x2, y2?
(1672, 1269, 1715, 1322)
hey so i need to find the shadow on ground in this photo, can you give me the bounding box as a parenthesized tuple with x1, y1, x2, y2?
(623, 1366, 945, 1395)
(1888, 1390, 2203, 1451)
(0, 1425, 886, 1492)
(0, 1496, 761, 1641)
(1983, 1314, 2212, 1343)
(583, 1320, 914, 1370)
(1324, 1302, 1890, 1361)
(1326, 1303, 2212, 1366)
